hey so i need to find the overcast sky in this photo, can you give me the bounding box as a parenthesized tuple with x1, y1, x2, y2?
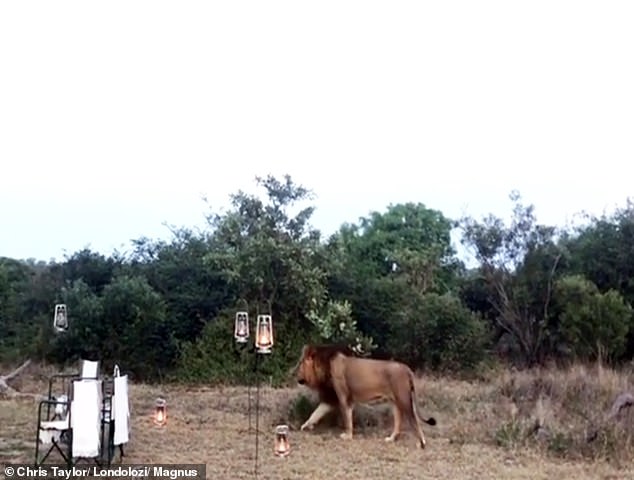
(1, 1, 633, 264)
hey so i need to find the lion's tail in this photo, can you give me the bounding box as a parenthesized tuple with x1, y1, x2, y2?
(409, 372, 437, 426)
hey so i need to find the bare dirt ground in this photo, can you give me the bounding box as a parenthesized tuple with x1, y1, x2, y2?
(2, 366, 634, 480)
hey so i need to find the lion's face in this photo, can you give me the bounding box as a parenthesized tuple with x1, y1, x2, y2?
(296, 345, 317, 387)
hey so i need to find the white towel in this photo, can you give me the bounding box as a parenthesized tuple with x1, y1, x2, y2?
(39, 417, 69, 445)
(71, 380, 101, 458)
(39, 428, 62, 445)
(112, 375, 130, 446)
(40, 419, 70, 431)
(80, 360, 99, 379)
(40, 397, 70, 444)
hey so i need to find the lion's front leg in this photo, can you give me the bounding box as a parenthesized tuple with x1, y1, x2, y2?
(301, 402, 335, 431)
(339, 404, 354, 440)
(331, 354, 354, 440)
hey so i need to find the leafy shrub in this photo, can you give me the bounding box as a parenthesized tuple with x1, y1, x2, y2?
(306, 299, 376, 355)
(174, 310, 308, 386)
(388, 292, 491, 372)
(555, 275, 633, 362)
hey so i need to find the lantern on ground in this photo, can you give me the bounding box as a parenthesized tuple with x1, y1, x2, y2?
(154, 398, 167, 426)
(234, 311, 249, 343)
(255, 315, 273, 354)
(274, 425, 290, 457)
(53, 304, 68, 333)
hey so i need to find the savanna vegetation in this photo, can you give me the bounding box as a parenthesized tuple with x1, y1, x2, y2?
(3, 174, 634, 470)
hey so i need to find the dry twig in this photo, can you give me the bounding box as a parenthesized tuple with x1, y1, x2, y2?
(0, 359, 45, 400)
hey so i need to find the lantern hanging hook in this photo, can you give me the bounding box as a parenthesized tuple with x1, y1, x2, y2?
(237, 298, 249, 312)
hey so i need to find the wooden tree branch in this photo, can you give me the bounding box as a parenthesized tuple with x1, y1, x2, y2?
(542, 253, 562, 324)
(607, 392, 634, 420)
(493, 280, 533, 361)
(0, 359, 46, 400)
(486, 251, 563, 367)
(3, 359, 31, 381)
(588, 391, 634, 442)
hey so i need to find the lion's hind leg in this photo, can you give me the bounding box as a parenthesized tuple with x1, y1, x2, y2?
(385, 403, 403, 443)
(411, 412, 427, 449)
(408, 394, 428, 449)
(397, 376, 428, 449)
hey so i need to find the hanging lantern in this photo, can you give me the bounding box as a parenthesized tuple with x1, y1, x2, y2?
(154, 398, 167, 426)
(255, 315, 273, 354)
(234, 311, 249, 343)
(274, 425, 290, 457)
(53, 304, 68, 332)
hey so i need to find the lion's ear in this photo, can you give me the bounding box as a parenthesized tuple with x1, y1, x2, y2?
(302, 344, 315, 359)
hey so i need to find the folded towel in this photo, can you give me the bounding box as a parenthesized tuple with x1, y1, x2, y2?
(40, 419, 70, 431)
(40, 396, 70, 444)
(112, 375, 130, 445)
(80, 360, 99, 379)
(39, 418, 69, 445)
(39, 428, 63, 445)
(71, 380, 101, 458)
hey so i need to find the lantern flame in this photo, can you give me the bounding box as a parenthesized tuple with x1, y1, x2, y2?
(274, 425, 290, 457)
(154, 398, 167, 426)
(255, 315, 273, 353)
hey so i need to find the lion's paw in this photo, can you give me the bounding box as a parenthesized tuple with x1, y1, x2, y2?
(339, 432, 353, 440)
(384, 436, 396, 442)
(300, 422, 314, 431)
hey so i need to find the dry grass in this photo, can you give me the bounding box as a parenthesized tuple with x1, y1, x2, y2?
(2, 362, 634, 479)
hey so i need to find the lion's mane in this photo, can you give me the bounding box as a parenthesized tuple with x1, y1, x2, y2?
(299, 343, 358, 405)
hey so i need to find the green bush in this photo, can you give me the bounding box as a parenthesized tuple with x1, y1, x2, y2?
(388, 292, 491, 373)
(555, 275, 633, 362)
(306, 299, 376, 354)
(174, 310, 309, 386)
(45, 275, 176, 380)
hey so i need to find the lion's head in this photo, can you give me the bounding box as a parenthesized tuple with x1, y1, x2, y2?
(296, 345, 322, 388)
(296, 343, 356, 389)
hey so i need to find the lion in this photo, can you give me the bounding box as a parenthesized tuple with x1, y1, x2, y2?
(295, 343, 436, 448)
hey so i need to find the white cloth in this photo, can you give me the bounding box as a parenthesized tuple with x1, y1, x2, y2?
(39, 396, 70, 444)
(80, 360, 99, 379)
(112, 375, 130, 446)
(39, 418, 69, 445)
(71, 380, 101, 458)
(40, 419, 70, 431)
(39, 428, 63, 445)
(54, 394, 68, 419)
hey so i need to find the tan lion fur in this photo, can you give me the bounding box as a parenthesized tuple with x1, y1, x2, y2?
(296, 343, 436, 448)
